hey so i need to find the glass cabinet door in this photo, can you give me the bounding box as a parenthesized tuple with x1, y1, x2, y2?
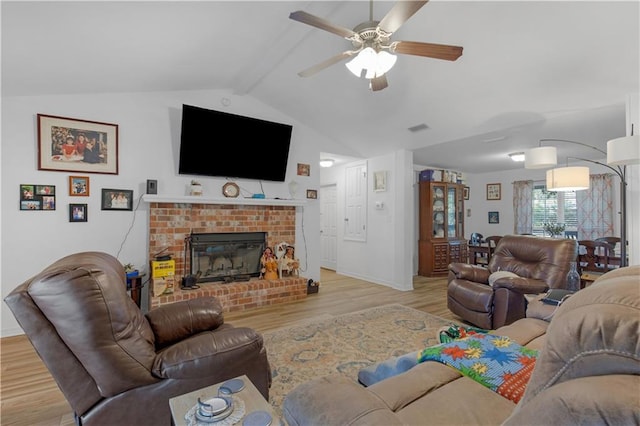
(447, 186, 457, 238)
(432, 184, 445, 238)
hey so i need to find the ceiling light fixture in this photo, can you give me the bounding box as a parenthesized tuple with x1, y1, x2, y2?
(508, 152, 525, 162)
(319, 159, 335, 168)
(345, 47, 397, 79)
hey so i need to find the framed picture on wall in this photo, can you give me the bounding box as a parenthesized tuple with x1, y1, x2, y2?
(297, 163, 310, 176)
(69, 203, 88, 222)
(37, 114, 119, 174)
(463, 186, 470, 200)
(69, 176, 90, 196)
(101, 188, 133, 210)
(488, 211, 500, 224)
(306, 189, 317, 199)
(486, 183, 501, 200)
(20, 184, 55, 210)
(373, 171, 387, 192)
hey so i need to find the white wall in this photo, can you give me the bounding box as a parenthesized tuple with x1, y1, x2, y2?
(1, 89, 338, 337)
(320, 150, 415, 291)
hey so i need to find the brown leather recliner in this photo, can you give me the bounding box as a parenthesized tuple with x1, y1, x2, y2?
(4, 251, 271, 425)
(447, 234, 578, 329)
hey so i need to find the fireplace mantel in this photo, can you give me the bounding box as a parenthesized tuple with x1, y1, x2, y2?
(142, 194, 306, 207)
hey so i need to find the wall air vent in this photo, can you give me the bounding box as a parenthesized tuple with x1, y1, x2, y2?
(408, 123, 429, 133)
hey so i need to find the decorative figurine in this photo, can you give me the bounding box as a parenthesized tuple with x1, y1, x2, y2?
(279, 245, 300, 277)
(260, 247, 279, 280)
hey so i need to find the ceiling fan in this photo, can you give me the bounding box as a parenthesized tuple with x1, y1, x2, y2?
(289, 0, 463, 91)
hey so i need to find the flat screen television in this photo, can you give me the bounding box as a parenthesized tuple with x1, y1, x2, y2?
(178, 104, 293, 182)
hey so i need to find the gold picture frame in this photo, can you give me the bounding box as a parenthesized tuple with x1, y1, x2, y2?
(69, 176, 90, 196)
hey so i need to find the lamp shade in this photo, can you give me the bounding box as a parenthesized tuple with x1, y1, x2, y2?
(546, 166, 589, 191)
(607, 135, 640, 166)
(525, 146, 557, 169)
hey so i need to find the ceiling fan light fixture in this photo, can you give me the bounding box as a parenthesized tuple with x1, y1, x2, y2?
(376, 50, 397, 75)
(346, 47, 376, 78)
(346, 47, 396, 79)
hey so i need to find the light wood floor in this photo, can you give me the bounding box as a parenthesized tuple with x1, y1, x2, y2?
(0, 269, 458, 426)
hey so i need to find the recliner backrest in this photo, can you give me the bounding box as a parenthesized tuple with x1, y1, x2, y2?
(5, 252, 159, 404)
(488, 235, 578, 288)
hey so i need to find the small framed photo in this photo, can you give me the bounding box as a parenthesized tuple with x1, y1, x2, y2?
(101, 188, 133, 210)
(306, 189, 318, 199)
(488, 211, 500, 224)
(37, 114, 118, 174)
(20, 184, 55, 210)
(69, 176, 90, 196)
(486, 183, 501, 200)
(297, 163, 310, 176)
(69, 203, 88, 222)
(463, 186, 470, 200)
(373, 171, 387, 192)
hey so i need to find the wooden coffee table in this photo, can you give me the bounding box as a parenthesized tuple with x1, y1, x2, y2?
(169, 375, 279, 426)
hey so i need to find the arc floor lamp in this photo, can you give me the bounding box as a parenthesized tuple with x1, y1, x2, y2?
(525, 132, 639, 267)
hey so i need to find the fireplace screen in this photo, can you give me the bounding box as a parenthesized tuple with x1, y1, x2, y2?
(189, 232, 266, 283)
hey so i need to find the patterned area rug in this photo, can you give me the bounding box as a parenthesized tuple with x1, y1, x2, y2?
(262, 303, 458, 417)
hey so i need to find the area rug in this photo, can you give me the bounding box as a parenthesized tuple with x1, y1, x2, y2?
(262, 303, 459, 417)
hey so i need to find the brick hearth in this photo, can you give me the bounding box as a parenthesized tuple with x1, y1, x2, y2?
(146, 200, 307, 311)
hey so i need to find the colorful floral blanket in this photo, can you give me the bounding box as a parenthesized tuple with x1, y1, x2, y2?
(417, 333, 537, 403)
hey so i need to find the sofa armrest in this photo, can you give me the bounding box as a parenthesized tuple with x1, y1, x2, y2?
(492, 277, 549, 294)
(145, 297, 224, 348)
(449, 263, 491, 283)
(283, 376, 402, 426)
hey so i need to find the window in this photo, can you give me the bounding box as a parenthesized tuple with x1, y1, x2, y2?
(532, 184, 577, 236)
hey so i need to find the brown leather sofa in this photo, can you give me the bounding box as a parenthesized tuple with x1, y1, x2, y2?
(4, 251, 271, 425)
(447, 234, 578, 329)
(282, 266, 640, 425)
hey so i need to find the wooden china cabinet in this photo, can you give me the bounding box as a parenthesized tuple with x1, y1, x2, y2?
(418, 181, 467, 277)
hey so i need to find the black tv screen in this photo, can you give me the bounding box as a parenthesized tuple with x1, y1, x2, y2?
(178, 104, 293, 182)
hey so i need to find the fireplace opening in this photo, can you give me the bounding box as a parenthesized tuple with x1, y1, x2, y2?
(189, 232, 266, 283)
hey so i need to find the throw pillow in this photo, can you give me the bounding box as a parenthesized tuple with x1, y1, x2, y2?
(488, 270, 519, 287)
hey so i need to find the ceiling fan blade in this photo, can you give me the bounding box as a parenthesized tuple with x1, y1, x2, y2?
(298, 51, 356, 78)
(377, 1, 429, 34)
(391, 41, 463, 61)
(370, 74, 388, 92)
(289, 10, 357, 39)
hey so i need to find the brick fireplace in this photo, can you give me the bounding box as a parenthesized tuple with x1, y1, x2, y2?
(146, 198, 308, 311)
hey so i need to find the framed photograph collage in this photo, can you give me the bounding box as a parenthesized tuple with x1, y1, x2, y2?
(21, 113, 136, 223)
(20, 184, 56, 210)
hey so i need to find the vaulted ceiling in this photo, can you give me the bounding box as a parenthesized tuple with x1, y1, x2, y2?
(2, 1, 638, 173)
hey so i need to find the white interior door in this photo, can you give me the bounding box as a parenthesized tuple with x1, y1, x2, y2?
(320, 184, 337, 270)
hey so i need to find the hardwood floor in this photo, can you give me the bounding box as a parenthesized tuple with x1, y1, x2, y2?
(0, 269, 458, 426)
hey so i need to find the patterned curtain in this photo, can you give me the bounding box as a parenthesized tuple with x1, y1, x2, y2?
(576, 174, 614, 239)
(513, 180, 533, 234)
